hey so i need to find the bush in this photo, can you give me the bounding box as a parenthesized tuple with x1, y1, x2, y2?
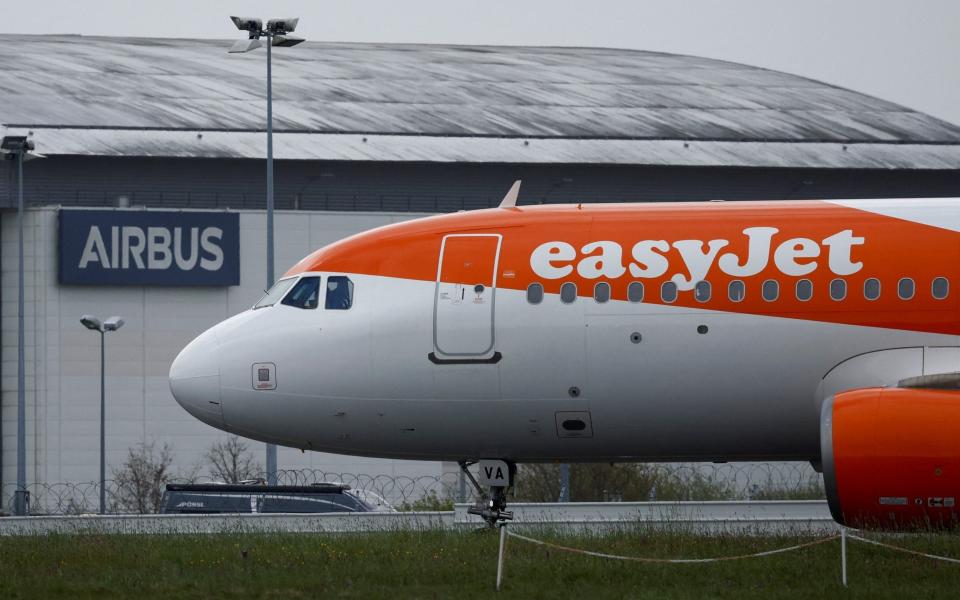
(111, 441, 175, 513)
(747, 476, 825, 500)
(398, 490, 455, 512)
(513, 463, 737, 503)
(205, 436, 262, 483)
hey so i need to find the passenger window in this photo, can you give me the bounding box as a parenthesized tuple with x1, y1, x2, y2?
(660, 281, 677, 303)
(694, 281, 711, 303)
(255, 277, 296, 309)
(282, 276, 321, 309)
(829, 279, 846, 301)
(762, 279, 779, 302)
(325, 276, 354, 310)
(627, 282, 644, 303)
(864, 278, 881, 301)
(796, 279, 813, 302)
(560, 282, 577, 304)
(898, 277, 915, 300)
(526, 283, 544, 304)
(728, 280, 745, 302)
(594, 282, 611, 303)
(932, 277, 949, 300)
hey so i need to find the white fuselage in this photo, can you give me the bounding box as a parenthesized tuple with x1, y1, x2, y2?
(173, 275, 950, 462)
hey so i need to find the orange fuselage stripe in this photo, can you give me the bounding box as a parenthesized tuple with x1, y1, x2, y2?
(284, 201, 960, 335)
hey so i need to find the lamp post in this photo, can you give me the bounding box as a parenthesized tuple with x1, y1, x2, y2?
(2, 136, 42, 516)
(228, 16, 304, 486)
(80, 315, 124, 514)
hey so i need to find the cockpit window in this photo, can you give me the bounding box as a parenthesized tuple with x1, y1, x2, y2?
(282, 276, 321, 309)
(325, 276, 354, 310)
(254, 277, 296, 309)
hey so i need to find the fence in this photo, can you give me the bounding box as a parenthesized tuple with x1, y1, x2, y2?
(1, 462, 824, 516)
(495, 526, 960, 590)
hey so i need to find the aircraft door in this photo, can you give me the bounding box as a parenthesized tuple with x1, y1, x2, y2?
(433, 234, 502, 359)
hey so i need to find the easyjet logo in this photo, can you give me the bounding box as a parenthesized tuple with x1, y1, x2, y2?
(529, 228, 864, 291)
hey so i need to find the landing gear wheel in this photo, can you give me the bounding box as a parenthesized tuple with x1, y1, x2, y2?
(459, 459, 515, 527)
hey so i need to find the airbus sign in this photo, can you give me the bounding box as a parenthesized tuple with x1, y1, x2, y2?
(59, 210, 240, 286)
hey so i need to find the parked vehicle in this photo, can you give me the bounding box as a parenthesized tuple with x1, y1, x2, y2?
(160, 483, 375, 514)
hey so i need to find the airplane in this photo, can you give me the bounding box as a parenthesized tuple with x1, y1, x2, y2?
(170, 182, 960, 530)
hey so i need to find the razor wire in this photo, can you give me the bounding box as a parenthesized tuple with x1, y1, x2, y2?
(1, 461, 824, 515)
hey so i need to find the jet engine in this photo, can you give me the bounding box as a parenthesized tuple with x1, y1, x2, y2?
(821, 385, 960, 530)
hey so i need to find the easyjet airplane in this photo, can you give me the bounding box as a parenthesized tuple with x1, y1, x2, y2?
(170, 183, 960, 530)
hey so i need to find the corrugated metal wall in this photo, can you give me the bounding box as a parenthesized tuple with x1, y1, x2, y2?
(0, 208, 443, 498)
(2, 156, 959, 212)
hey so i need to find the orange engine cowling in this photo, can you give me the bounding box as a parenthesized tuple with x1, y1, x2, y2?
(821, 387, 960, 530)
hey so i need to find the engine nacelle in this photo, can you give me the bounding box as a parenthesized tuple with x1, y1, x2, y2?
(821, 387, 960, 530)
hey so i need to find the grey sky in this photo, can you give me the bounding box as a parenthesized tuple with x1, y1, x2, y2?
(6, 0, 960, 126)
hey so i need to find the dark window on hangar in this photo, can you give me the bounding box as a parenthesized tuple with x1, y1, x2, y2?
(326, 276, 354, 310)
(282, 276, 321, 309)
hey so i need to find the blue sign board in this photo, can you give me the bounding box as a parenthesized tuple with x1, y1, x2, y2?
(59, 210, 240, 286)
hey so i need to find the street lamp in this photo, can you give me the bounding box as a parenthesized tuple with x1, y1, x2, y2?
(2, 136, 43, 516)
(228, 16, 304, 486)
(81, 314, 124, 514)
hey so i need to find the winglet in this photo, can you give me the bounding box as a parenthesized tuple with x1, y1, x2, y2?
(499, 180, 522, 208)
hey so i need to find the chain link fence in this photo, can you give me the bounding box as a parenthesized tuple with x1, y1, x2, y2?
(1, 462, 823, 516)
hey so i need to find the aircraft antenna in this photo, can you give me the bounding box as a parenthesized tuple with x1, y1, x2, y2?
(498, 180, 522, 208)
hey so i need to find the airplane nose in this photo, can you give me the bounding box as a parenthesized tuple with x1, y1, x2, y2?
(169, 329, 224, 429)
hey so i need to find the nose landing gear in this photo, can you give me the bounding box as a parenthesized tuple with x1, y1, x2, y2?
(459, 459, 515, 527)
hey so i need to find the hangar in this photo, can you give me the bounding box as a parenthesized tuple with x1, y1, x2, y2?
(2, 34, 959, 510)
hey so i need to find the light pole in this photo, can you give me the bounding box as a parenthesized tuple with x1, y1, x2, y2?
(2, 136, 42, 516)
(228, 16, 304, 486)
(80, 315, 124, 514)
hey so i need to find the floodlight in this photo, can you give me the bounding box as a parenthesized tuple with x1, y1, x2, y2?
(1, 136, 34, 155)
(266, 18, 299, 34)
(8, 132, 41, 516)
(230, 16, 263, 32)
(80, 315, 103, 331)
(226, 14, 304, 488)
(103, 316, 125, 332)
(272, 35, 305, 48)
(79, 312, 124, 514)
(2, 136, 42, 162)
(229, 38, 264, 54)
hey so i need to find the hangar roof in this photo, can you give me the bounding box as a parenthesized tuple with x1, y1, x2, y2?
(2, 34, 960, 169)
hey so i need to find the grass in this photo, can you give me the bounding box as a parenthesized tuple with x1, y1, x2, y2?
(2, 527, 960, 599)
